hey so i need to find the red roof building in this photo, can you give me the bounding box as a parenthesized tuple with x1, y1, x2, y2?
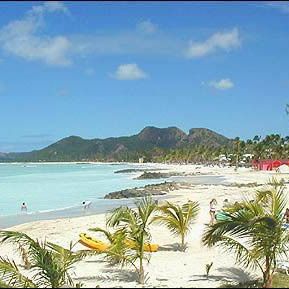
(252, 159, 289, 171)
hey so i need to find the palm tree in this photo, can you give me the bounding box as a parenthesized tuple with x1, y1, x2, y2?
(0, 231, 87, 288)
(89, 227, 130, 265)
(0, 257, 36, 288)
(202, 180, 289, 288)
(154, 201, 199, 251)
(234, 137, 241, 171)
(106, 196, 157, 284)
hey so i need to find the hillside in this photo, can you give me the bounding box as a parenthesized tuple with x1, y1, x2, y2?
(1, 127, 232, 162)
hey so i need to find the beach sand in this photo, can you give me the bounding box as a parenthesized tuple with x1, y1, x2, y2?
(1, 164, 288, 288)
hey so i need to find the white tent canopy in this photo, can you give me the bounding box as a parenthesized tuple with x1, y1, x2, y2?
(277, 164, 289, 173)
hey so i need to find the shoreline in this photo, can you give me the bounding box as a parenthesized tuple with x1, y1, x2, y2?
(1, 164, 288, 288)
(0, 163, 224, 228)
(0, 163, 283, 229)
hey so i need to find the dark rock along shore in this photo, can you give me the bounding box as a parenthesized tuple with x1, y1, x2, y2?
(104, 182, 180, 199)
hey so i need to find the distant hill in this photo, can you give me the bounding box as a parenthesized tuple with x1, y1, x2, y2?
(0, 127, 232, 162)
(187, 128, 230, 147)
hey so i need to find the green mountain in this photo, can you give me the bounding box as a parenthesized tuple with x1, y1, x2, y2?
(187, 128, 231, 147)
(0, 127, 231, 162)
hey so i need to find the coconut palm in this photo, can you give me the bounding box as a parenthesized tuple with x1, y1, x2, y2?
(89, 227, 130, 265)
(154, 201, 199, 251)
(233, 137, 241, 171)
(0, 231, 87, 288)
(202, 180, 289, 288)
(106, 196, 157, 284)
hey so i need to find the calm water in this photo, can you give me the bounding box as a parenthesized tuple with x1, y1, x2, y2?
(0, 163, 164, 217)
(0, 163, 225, 228)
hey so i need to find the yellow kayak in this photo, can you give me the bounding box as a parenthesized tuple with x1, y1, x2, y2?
(125, 239, 159, 252)
(79, 233, 159, 252)
(79, 233, 110, 252)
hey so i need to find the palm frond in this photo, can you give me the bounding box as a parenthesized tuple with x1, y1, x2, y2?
(154, 201, 199, 250)
(202, 180, 289, 288)
(218, 236, 263, 273)
(0, 257, 36, 288)
(89, 227, 114, 243)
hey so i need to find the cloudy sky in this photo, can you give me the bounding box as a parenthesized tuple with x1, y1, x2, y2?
(0, 1, 289, 152)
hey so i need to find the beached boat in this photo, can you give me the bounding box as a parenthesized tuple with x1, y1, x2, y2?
(79, 233, 159, 252)
(79, 233, 110, 251)
(125, 239, 159, 252)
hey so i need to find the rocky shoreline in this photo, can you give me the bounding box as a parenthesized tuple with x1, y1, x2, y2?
(104, 181, 181, 199)
(135, 171, 171, 179)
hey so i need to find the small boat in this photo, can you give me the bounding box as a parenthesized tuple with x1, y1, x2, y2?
(79, 233, 110, 252)
(124, 239, 159, 252)
(79, 233, 159, 252)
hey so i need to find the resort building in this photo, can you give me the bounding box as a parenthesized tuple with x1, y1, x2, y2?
(252, 159, 289, 171)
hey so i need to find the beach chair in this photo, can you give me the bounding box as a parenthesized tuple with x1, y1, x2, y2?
(215, 211, 230, 221)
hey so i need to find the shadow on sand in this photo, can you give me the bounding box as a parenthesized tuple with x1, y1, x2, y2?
(158, 243, 184, 252)
(74, 267, 138, 284)
(189, 267, 252, 283)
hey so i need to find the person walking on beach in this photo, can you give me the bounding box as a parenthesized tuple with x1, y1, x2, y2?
(21, 202, 27, 213)
(209, 199, 217, 225)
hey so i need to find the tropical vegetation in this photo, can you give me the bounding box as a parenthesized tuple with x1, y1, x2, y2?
(202, 180, 289, 288)
(1, 180, 288, 288)
(95, 196, 158, 284)
(154, 200, 200, 251)
(0, 231, 87, 288)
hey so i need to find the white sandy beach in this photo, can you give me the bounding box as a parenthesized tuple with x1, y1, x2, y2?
(2, 164, 288, 288)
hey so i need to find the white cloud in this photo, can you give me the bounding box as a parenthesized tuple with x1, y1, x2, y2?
(0, 1, 71, 66)
(0, 3, 243, 66)
(112, 63, 148, 80)
(30, 1, 69, 15)
(137, 20, 157, 34)
(186, 28, 241, 58)
(208, 78, 234, 90)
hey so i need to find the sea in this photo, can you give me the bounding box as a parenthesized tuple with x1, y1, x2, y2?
(0, 162, 224, 228)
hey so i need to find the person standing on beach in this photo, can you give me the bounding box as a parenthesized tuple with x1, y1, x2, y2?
(21, 202, 27, 213)
(209, 199, 217, 225)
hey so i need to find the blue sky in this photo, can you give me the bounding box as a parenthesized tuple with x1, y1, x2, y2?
(0, 1, 289, 152)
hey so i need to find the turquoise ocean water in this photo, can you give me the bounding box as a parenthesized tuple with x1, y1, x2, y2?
(0, 163, 163, 218)
(0, 163, 224, 228)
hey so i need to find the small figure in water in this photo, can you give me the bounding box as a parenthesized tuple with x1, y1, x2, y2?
(21, 202, 27, 213)
(82, 201, 92, 210)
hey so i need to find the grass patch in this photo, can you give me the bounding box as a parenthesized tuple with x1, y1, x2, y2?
(272, 273, 289, 288)
(220, 273, 289, 288)
(220, 280, 260, 288)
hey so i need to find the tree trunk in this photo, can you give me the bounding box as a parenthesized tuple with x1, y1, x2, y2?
(139, 257, 145, 284)
(235, 140, 240, 171)
(181, 234, 185, 251)
(263, 272, 273, 288)
(263, 257, 273, 288)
